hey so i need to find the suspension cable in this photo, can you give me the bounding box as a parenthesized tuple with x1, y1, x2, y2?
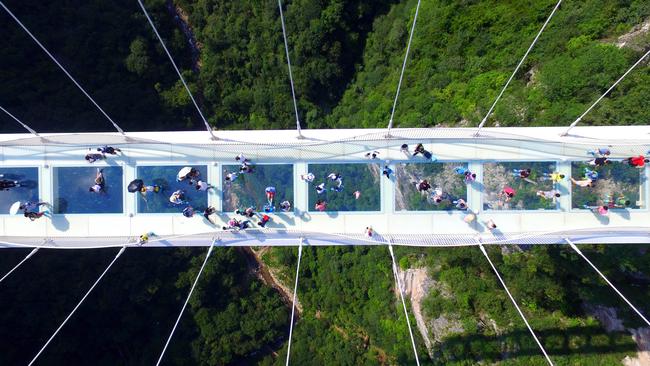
(478, 243, 553, 365)
(386, 0, 421, 137)
(285, 238, 303, 366)
(277, 0, 302, 137)
(0, 105, 39, 136)
(137, 0, 217, 141)
(156, 240, 215, 366)
(565, 239, 650, 326)
(562, 48, 650, 136)
(475, 0, 562, 137)
(0, 247, 39, 284)
(388, 243, 421, 365)
(0, 1, 125, 135)
(28, 246, 126, 365)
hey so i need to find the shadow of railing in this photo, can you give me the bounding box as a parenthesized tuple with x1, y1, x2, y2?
(435, 325, 637, 362)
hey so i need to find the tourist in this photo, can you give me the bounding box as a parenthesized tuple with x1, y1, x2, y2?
(24, 211, 45, 221)
(138, 232, 152, 245)
(584, 168, 599, 181)
(169, 190, 186, 205)
(176, 167, 194, 183)
(182, 206, 194, 218)
(239, 162, 254, 174)
(464, 171, 477, 184)
(414, 179, 431, 193)
(431, 187, 444, 205)
(140, 184, 161, 197)
(279, 200, 291, 212)
(588, 148, 611, 157)
(235, 153, 248, 163)
(316, 182, 326, 194)
(536, 189, 561, 200)
(382, 165, 393, 179)
(626, 155, 649, 168)
(236, 207, 256, 218)
(587, 156, 610, 167)
(97, 146, 121, 155)
(263, 204, 275, 213)
(541, 172, 565, 183)
(353, 190, 361, 200)
(203, 206, 216, 220)
(315, 199, 327, 211)
(258, 214, 271, 228)
(570, 177, 594, 188)
(365, 151, 380, 159)
(195, 180, 214, 191)
(400, 144, 410, 157)
(512, 168, 531, 179)
(0, 178, 20, 191)
(89, 168, 105, 193)
(84, 152, 105, 163)
(453, 166, 469, 175)
(239, 220, 251, 230)
(223, 218, 240, 231)
(265, 186, 276, 204)
(583, 204, 609, 217)
(186, 168, 200, 184)
(365, 226, 373, 237)
(413, 143, 435, 160)
(300, 173, 315, 182)
(484, 219, 497, 231)
(225, 171, 238, 183)
(454, 199, 467, 210)
(500, 186, 516, 202)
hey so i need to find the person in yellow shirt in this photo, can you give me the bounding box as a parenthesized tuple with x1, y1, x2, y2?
(541, 171, 565, 183)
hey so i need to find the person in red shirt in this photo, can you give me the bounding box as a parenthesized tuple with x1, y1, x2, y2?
(315, 199, 327, 211)
(626, 155, 649, 168)
(500, 186, 516, 202)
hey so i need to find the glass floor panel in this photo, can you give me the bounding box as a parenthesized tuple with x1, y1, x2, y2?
(483, 161, 557, 211)
(222, 164, 294, 212)
(53, 166, 124, 214)
(571, 161, 644, 209)
(136, 165, 209, 213)
(307, 163, 380, 212)
(395, 162, 469, 211)
(0, 167, 39, 214)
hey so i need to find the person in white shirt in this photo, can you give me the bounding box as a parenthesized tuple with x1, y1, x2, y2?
(195, 180, 214, 191)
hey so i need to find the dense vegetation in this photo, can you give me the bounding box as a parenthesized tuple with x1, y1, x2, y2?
(0, 0, 649, 365)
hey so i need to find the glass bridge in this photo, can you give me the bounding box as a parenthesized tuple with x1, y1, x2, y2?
(0, 126, 649, 248)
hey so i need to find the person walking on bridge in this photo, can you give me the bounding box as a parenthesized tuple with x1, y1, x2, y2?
(169, 190, 186, 205)
(571, 177, 594, 188)
(541, 171, 564, 183)
(0, 177, 21, 191)
(84, 152, 105, 163)
(300, 173, 315, 182)
(626, 155, 649, 168)
(89, 168, 105, 194)
(97, 146, 121, 155)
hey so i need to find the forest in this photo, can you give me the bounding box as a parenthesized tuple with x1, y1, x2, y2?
(1, 0, 649, 365)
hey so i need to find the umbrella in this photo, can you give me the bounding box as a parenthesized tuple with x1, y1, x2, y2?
(177, 166, 192, 180)
(128, 179, 144, 193)
(9, 201, 21, 215)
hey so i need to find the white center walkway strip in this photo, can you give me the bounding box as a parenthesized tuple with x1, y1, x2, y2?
(285, 238, 303, 366)
(0, 247, 38, 284)
(28, 246, 126, 365)
(478, 243, 554, 365)
(565, 238, 650, 327)
(156, 240, 216, 366)
(388, 243, 421, 366)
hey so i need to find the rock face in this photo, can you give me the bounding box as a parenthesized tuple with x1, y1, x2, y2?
(616, 18, 650, 52)
(623, 328, 650, 366)
(397, 268, 436, 358)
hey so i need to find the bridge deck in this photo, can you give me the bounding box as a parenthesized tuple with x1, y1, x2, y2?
(1, 126, 649, 248)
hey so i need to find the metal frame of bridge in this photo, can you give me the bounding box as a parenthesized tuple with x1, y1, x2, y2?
(1, 126, 649, 248)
